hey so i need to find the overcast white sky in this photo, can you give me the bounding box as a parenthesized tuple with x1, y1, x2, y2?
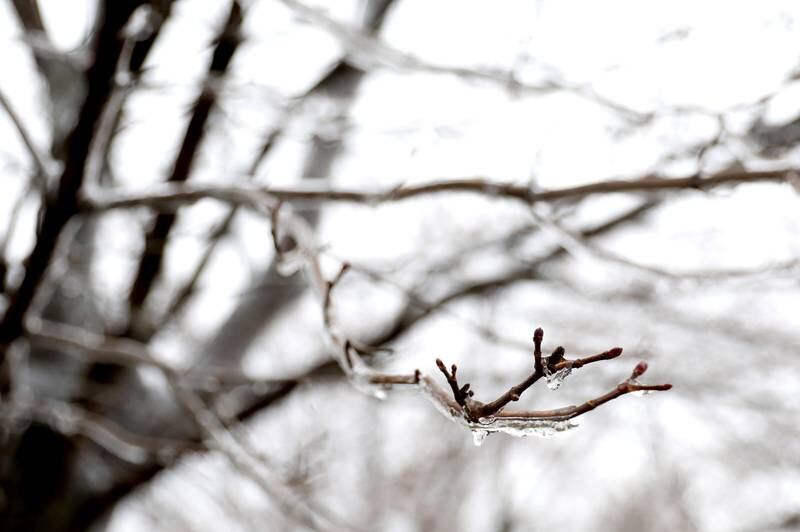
(2, 1, 800, 531)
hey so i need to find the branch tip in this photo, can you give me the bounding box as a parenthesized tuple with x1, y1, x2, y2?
(532, 328, 543, 354)
(631, 361, 648, 378)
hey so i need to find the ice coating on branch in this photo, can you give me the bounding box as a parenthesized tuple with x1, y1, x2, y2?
(418, 376, 466, 421)
(472, 416, 577, 439)
(418, 371, 581, 444)
(350, 373, 390, 400)
(626, 378, 652, 397)
(543, 361, 573, 390)
(472, 429, 489, 446)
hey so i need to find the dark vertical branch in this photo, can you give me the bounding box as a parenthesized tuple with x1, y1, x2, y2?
(126, 0, 243, 323)
(0, 5, 145, 532)
(0, 0, 145, 386)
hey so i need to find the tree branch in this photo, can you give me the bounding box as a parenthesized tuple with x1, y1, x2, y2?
(82, 167, 792, 213)
(251, 191, 673, 441)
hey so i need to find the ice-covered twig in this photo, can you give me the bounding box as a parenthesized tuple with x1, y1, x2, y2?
(433, 327, 645, 423)
(86, 164, 669, 443)
(423, 329, 670, 444)
(260, 193, 673, 441)
(492, 363, 671, 421)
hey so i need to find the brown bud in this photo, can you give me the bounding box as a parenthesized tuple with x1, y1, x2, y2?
(631, 361, 648, 378)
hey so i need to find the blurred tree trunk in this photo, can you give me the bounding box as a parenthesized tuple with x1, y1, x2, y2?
(0, 2, 398, 531)
(0, 2, 162, 531)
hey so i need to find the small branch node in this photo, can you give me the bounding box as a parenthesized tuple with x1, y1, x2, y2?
(548, 346, 565, 369)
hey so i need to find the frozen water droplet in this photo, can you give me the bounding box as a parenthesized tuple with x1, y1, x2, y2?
(544, 362, 572, 390)
(472, 430, 489, 446)
(372, 388, 388, 400)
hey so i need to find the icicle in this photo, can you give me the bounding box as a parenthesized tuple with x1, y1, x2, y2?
(543, 361, 573, 390)
(468, 417, 578, 440)
(472, 430, 489, 446)
(490, 418, 576, 438)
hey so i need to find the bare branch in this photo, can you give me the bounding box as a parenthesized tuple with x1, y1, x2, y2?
(126, 0, 244, 320)
(435, 328, 636, 422)
(0, 1, 147, 392)
(82, 167, 792, 213)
